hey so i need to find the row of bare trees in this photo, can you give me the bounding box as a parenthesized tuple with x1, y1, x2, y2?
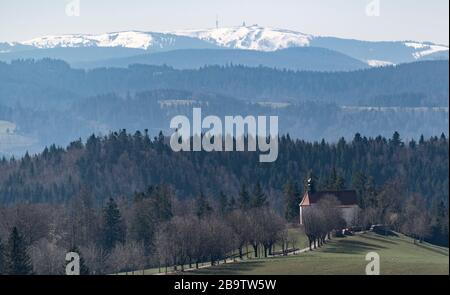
(154, 207, 286, 272)
(0, 188, 289, 274)
(1, 185, 444, 274)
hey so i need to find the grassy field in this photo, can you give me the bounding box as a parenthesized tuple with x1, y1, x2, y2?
(0, 120, 16, 133)
(0, 120, 37, 156)
(187, 232, 449, 275)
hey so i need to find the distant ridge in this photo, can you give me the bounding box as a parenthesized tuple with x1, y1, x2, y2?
(74, 47, 369, 72)
(0, 25, 448, 69)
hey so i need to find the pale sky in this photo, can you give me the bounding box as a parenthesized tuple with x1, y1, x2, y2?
(0, 0, 448, 45)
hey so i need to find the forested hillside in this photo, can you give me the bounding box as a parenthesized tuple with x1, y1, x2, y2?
(74, 47, 369, 72)
(1, 59, 447, 156)
(0, 59, 448, 108)
(0, 130, 447, 206)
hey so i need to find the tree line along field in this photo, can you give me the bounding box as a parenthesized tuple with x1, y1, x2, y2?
(118, 225, 310, 275)
(184, 232, 449, 275)
(121, 230, 449, 275)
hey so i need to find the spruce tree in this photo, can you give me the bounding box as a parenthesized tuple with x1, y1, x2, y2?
(251, 182, 267, 208)
(284, 179, 300, 222)
(238, 184, 251, 211)
(364, 176, 378, 208)
(150, 185, 173, 222)
(325, 167, 346, 191)
(390, 131, 403, 149)
(228, 196, 237, 212)
(334, 174, 346, 190)
(196, 192, 213, 218)
(218, 191, 229, 215)
(325, 167, 338, 190)
(352, 171, 367, 207)
(101, 198, 125, 252)
(6, 227, 33, 275)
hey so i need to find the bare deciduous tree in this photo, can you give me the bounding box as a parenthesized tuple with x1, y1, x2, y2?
(402, 194, 431, 244)
(203, 216, 234, 265)
(226, 210, 251, 259)
(316, 196, 345, 240)
(29, 238, 65, 275)
(105, 241, 146, 274)
(302, 207, 325, 250)
(80, 243, 109, 275)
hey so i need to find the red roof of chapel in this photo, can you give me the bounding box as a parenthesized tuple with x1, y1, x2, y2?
(300, 190, 358, 207)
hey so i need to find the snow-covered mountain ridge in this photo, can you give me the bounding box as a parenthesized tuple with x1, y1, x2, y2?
(1, 25, 448, 66)
(171, 25, 312, 51)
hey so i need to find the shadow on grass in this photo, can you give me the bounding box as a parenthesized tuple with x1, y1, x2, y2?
(322, 239, 387, 254)
(372, 229, 398, 237)
(415, 243, 449, 256)
(361, 233, 399, 245)
(185, 260, 266, 275)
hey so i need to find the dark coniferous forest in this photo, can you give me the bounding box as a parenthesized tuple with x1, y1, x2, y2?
(0, 131, 448, 206)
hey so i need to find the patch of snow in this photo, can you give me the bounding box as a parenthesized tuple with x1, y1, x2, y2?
(256, 102, 291, 109)
(341, 106, 449, 113)
(367, 60, 395, 67)
(172, 25, 312, 51)
(404, 42, 427, 50)
(404, 42, 448, 59)
(22, 31, 154, 50)
(158, 100, 208, 108)
(93, 31, 154, 49)
(0, 120, 16, 134)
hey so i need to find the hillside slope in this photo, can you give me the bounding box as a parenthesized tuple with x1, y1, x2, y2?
(189, 232, 449, 275)
(74, 47, 369, 72)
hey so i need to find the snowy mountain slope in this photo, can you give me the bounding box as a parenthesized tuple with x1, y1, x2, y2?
(23, 31, 156, 49)
(0, 32, 220, 63)
(1, 26, 448, 67)
(172, 25, 312, 51)
(404, 42, 449, 59)
(171, 25, 449, 64)
(309, 36, 448, 64)
(21, 31, 219, 51)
